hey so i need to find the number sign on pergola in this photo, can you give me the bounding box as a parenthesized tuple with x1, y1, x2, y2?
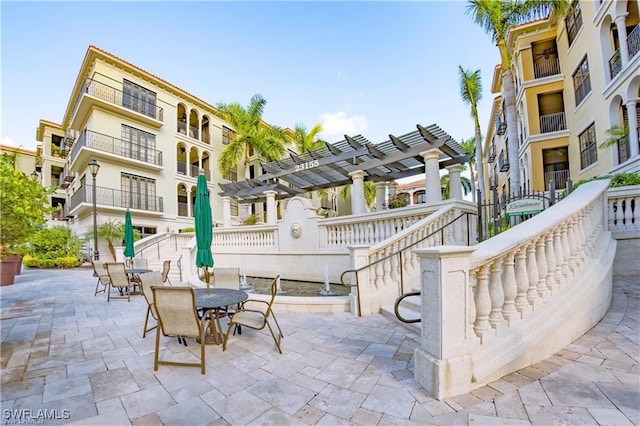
(218, 123, 469, 203)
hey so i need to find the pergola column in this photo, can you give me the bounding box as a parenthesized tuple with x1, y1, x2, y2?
(264, 190, 277, 225)
(389, 181, 398, 199)
(446, 163, 464, 200)
(614, 15, 630, 65)
(375, 182, 386, 211)
(221, 196, 231, 227)
(349, 170, 367, 215)
(626, 99, 639, 158)
(421, 149, 442, 203)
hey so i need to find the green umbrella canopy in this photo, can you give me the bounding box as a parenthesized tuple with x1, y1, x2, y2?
(123, 209, 135, 258)
(195, 173, 214, 269)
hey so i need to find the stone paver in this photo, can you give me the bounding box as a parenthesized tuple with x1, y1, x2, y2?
(0, 267, 638, 425)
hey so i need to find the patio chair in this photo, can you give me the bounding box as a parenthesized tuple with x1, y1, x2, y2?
(212, 267, 240, 290)
(92, 261, 111, 296)
(161, 260, 172, 285)
(152, 286, 209, 374)
(105, 262, 133, 302)
(223, 275, 283, 354)
(139, 271, 165, 338)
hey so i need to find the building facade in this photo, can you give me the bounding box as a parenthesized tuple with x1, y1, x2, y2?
(484, 0, 640, 196)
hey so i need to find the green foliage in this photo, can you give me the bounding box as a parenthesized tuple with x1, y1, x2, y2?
(88, 219, 141, 261)
(573, 172, 640, 190)
(28, 226, 83, 260)
(387, 193, 408, 209)
(243, 214, 258, 226)
(179, 227, 195, 233)
(292, 123, 326, 153)
(0, 152, 53, 251)
(599, 125, 629, 149)
(23, 254, 79, 268)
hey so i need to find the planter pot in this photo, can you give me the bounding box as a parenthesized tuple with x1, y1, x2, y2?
(0, 260, 17, 286)
(4, 254, 22, 275)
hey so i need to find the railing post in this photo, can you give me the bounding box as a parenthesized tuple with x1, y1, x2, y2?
(348, 245, 371, 316)
(413, 246, 477, 399)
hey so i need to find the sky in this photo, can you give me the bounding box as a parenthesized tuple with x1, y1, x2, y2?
(1, 1, 501, 155)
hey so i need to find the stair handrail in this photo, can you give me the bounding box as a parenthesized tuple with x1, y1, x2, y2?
(394, 291, 421, 323)
(340, 211, 473, 316)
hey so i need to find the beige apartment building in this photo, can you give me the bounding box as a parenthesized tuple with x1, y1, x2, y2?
(484, 0, 639, 197)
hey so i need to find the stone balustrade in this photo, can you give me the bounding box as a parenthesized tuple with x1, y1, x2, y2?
(607, 184, 640, 238)
(212, 224, 278, 250)
(413, 179, 616, 399)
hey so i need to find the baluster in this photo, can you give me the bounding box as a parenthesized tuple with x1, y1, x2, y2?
(567, 217, 579, 276)
(553, 227, 565, 286)
(632, 195, 640, 230)
(576, 211, 588, 265)
(474, 264, 492, 341)
(502, 250, 519, 324)
(488, 259, 505, 331)
(390, 244, 399, 283)
(545, 232, 557, 295)
(561, 223, 571, 279)
(536, 237, 549, 300)
(615, 199, 625, 232)
(514, 246, 531, 316)
(468, 271, 477, 340)
(608, 199, 616, 231)
(526, 241, 539, 308)
(382, 249, 392, 285)
(375, 253, 384, 289)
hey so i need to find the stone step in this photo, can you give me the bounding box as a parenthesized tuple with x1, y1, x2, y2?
(380, 301, 421, 334)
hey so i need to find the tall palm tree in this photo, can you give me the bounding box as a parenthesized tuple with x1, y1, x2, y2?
(440, 174, 472, 200)
(291, 123, 326, 153)
(460, 137, 478, 203)
(216, 94, 289, 177)
(466, 0, 569, 195)
(458, 66, 485, 203)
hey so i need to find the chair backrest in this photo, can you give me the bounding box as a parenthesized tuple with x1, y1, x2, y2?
(139, 271, 164, 307)
(105, 263, 129, 288)
(213, 268, 240, 290)
(93, 261, 108, 277)
(152, 286, 201, 338)
(265, 275, 280, 318)
(161, 260, 171, 282)
(133, 258, 148, 269)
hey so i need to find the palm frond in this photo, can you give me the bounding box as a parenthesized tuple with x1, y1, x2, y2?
(218, 137, 246, 174)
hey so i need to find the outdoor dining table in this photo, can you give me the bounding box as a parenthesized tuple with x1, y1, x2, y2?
(193, 288, 248, 345)
(125, 268, 153, 294)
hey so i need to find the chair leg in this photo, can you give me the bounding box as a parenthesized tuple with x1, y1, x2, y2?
(266, 319, 283, 354)
(154, 322, 161, 371)
(143, 306, 157, 338)
(222, 320, 234, 351)
(107, 283, 111, 302)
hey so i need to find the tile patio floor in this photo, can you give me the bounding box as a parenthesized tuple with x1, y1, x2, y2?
(0, 267, 638, 425)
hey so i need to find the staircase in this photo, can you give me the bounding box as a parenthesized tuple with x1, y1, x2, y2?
(380, 291, 421, 334)
(133, 233, 191, 284)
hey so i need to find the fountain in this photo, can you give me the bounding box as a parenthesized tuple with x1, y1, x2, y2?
(320, 264, 336, 296)
(239, 260, 253, 291)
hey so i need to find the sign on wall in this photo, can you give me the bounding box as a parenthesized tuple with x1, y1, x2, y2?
(506, 198, 544, 217)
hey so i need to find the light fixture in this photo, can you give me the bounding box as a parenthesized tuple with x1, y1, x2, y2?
(30, 170, 39, 181)
(89, 159, 100, 260)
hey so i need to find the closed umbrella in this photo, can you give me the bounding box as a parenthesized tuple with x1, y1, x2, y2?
(123, 209, 135, 263)
(195, 172, 214, 285)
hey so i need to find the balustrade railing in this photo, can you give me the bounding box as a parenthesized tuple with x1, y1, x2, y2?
(70, 185, 164, 212)
(72, 78, 163, 121)
(616, 134, 631, 164)
(539, 112, 566, 133)
(607, 185, 640, 236)
(544, 169, 569, 190)
(177, 120, 187, 135)
(627, 25, 639, 59)
(72, 129, 162, 166)
(212, 224, 278, 249)
(533, 58, 560, 79)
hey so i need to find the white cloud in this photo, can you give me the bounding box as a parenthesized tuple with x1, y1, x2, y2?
(319, 111, 368, 141)
(1, 137, 18, 147)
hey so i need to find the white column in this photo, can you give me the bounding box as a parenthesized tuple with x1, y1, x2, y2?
(349, 170, 367, 215)
(614, 15, 630, 65)
(221, 196, 231, 227)
(375, 182, 386, 211)
(389, 181, 398, 199)
(626, 99, 639, 158)
(421, 150, 442, 203)
(446, 163, 464, 200)
(264, 190, 277, 225)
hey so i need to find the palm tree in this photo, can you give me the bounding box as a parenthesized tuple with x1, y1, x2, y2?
(460, 137, 478, 202)
(440, 174, 472, 200)
(90, 220, 141, 261)
(599, 124, 629, 149)
(216, 94, 289, 177)
(340, 181, 377, 211)
(291, 123, 326, 153)
(458, 66, 485, 202)
(466, 0, 570, 195)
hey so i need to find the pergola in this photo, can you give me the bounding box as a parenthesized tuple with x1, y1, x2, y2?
(218, 124, 470, 209)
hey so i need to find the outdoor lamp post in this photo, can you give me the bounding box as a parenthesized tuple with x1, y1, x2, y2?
(30, 170, 39, 182)
(88, 159, 100, 261)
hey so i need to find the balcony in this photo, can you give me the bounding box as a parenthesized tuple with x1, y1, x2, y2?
(609, 49, 622, 79)
(533, 58, 561, 79)
(499, 151, 510, 172)
(544, 169, 569, 190)
(487, 144, 496, 163)
(489, 175, 497, 189)
(70, 129, 163, 171)
(71, 79, 163, 130)
(69, 185, 164, 213)
(616, 134, 631, 164)
(496, 118, 507, 136)
(539, 112, 567, 133)
(628, 25, 639, 60)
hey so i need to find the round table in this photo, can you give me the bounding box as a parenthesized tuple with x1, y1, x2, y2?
(193, 288, 248, 345)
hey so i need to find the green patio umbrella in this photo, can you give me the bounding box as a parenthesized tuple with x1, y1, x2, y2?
(195, 172, 214, 284)
(123, 209, 135, 261)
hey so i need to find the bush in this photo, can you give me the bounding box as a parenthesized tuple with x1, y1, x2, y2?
(573, 172, 640, 191)
(179, 227, 195, 233)
(387, 193, 408, 209)
(28, 226, 82, 260)
(23, 255, 80, 268)
(243, 214, 258, 225)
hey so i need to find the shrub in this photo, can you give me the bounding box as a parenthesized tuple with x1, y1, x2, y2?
(387, 193, 408, 209)
(572, 172, 640, 191)
(179, 227, 195, 233)
(56, 256, 81, 268)
(243, 214, 258, 225)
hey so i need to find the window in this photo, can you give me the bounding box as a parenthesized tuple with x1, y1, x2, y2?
(230, 198, 238, 216)
(222, 126, 235, 145)
(122, 79, 157, 119)
(565, 0, 582, 46)
(579, 123, 597, 169)
(121, 125, 156, 163)
(121, 173, 157, 211)
(573, 56, 591, 106)
(226, 168, 237, 182)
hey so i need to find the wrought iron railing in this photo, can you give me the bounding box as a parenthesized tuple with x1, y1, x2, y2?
(616, 134, 631, 164)
(72, 78, 163, 122)
(544, 169, 570, 190)
(72, 129, 163, 166)
(609, 49, 622, 79)
(487, 143, 496, 163)
(533, 57, 560, 79)
(70, 185, 164, 212)
(499, 150, 509, 172)
(539, 112, 566, 133)
(627, 25, 639, 60)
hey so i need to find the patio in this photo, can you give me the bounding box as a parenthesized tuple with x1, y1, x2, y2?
(0, 267, 637, 425)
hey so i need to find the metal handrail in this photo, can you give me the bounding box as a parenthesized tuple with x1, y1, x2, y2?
(135, 234, 177, 259)
(339, 212, 473, 316)
(394, 291, 421, 323)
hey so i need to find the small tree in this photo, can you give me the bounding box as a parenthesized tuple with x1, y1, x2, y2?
(88, 220, 141, 261)
(0, 152, 53, 253)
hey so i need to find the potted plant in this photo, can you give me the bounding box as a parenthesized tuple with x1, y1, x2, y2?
(0, 153, 53, 284)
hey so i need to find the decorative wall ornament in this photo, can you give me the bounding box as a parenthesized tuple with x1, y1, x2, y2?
(290, 222, 303, 239)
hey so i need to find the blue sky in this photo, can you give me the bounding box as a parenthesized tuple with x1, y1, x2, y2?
(1, 1, 500, 152)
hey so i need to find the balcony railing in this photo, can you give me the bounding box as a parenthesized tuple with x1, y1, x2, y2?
(73, 79, 163, 122)
(70, 185, 164, 212)
(609, 49, 622, 79)
(539, 112, 566, 133)
(178, 202, 188, 217)
(177, 161, 187, 175)
(533, 57, 561, 79)
(616, 134, 631, 164)
(201, 131, 210, 144)
(189, 126, 199, 140)
(487, 144, 496, 163)
(177, 120, 187, 135)
(499, 151, 509, 172)
(544, 169, 569, 190)
(496, 118, 507, 135)
(73, 129, 163, 166)
(628, 25, 639, 60)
